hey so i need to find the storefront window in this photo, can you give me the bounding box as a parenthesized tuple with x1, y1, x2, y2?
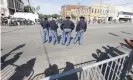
(100, 9, 102, 13)
(95, 9, 97, 13)
(98, 9, 99, 13)
(92, 8, 94, 13)
(103, 10, 104, 13)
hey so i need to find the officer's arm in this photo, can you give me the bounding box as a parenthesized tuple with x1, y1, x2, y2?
(47, 22, 50, 28)
(76, 21, 80, 28)
(56, 23, 58, 29)
(40, 21, 43, 27)
(85, 22, 87, 32)
(71, 22, 75, 30)
(76, 22, 80, 31)
(49, 21, 52, 27)
(60, 22, 64, 30)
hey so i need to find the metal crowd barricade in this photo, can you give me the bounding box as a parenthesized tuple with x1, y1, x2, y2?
(42, 53, 129, 80)
(32, 60, 96, 80)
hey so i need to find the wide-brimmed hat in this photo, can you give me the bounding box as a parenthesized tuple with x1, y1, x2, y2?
(80, 16, 85, 19)
(44, 17, 48, 20)
(66, 16, 71, 18)
(52, 16, 57, 19)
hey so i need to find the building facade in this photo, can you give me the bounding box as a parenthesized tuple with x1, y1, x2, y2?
(113, 6, 133, 22)
(89, 3, 111, 21)
(7, 0, 24, 15)
(89, 3, 133, 22)
(0, 0, 9, 17)
(0, 0, 24, 17)
(70, 6, 90, 20)
(61, 4, 133, 22)
(61, 5, 87, 18)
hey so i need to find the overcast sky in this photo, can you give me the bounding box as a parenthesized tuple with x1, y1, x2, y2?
(23, 0, 133, 14)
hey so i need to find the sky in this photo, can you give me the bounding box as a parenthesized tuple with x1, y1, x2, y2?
(23, 0, 133, 14)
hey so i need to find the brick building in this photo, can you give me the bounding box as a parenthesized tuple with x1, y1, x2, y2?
(61, 5, 87, 18)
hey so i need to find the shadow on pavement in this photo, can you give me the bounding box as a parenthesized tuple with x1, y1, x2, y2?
(120, 31, 132, 35)
(92, 45, 125, 62)
(8, 44, 25, 53)
(32, 44, 132, 80)
(1, 44, 25, 63)
(1, 52, 23, 70)
(8, 58, 36, 80)
(92, 45, 126, 80)
(44, 64, 59, 77)
(58, 62, 78, 80)
(108, 32, 119, 37)
(44, 62, 78, 80)
(32, 60, 95, 80)
(120, 43, 132, 49)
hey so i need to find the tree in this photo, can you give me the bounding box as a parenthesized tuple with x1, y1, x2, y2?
(24, 5, 30, 12)
(38, 14, 51, 19)
(71, 14, 76, 19)
(24, 5, 35, 13)
(38, 13, 60, 19)
(52, 14, 60, 18)
(43, 15, 51, 18)
(38, 13, 44, 19)
(31, 7, 35, 13)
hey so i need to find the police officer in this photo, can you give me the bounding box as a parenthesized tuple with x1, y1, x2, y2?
(41, 17, 50, 43)
(74, 16, 87, 45)
(49, 16, 59, 44)
(60, 16, 75, 46)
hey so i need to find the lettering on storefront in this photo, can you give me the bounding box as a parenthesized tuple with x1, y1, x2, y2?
(124, 16, 129, 18)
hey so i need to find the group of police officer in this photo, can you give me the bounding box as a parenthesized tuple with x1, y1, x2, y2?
(40, 16, 87, 46)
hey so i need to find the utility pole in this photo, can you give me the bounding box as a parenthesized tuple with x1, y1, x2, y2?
(13, 0, 16, 13)
(106, 4, 110, 22)
(65, 5, 67, 18)
(99, 0, 102, 19)
(76, 0, 85, 21)
(77, 2, 80, 21)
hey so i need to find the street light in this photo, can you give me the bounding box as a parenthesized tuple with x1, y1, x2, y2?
(99, 0, 103, 19)
(76, 0, 84, 21)
(77, 2, 80, 21)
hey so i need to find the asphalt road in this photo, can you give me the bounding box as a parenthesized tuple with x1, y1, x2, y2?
(1, 23, 133, 80)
